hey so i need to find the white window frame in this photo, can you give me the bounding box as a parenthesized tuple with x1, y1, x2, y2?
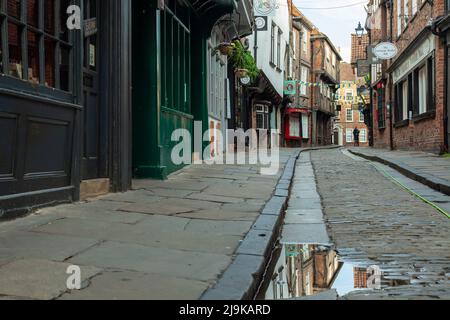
(412, 0, 418, 15)
(360, 129, 367, 143)
(346, 129, 354, 143)
(418, 64, 427, 114)
(302, 28, 307, 53)
(346, 109, 354, 122)
(360, 111, 365, 123)
(397, 0, 402, 36)
(402, 80, 408, 120)
(300, 67, 308, 96)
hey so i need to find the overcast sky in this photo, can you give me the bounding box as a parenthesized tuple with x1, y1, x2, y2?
(292, 0, 368, 62)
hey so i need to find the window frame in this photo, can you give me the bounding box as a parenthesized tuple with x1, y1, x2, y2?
(270, 22, 275, 65)
(0, 0, 76, 99)
(360, 129, 367, 143)
(277, 27, 282, 68)
(346, 108, 354, 122)
(346, 129, 353, 143)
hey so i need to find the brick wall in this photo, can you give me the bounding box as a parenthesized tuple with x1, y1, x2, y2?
(368, 0, 446, 153)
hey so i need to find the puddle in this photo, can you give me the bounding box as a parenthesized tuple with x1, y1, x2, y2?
(257, 243, 417, 300)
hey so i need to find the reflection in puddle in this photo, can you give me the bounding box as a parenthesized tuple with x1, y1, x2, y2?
(258, 244, 412, 300)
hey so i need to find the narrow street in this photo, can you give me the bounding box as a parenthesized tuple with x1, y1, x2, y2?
(260, 148, 450, 300)
(312, 149, 450, 299)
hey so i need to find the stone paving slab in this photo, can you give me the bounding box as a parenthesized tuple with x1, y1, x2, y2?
(0, 259, 102, 300)
(59, 270, 209, 300)
(0, 149, 298, 300)
(350, 147, 450, 196)
(68, 241, 231, 282)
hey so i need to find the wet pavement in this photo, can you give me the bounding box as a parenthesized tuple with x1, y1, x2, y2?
(0, 150, 297, 300)
(261, 149, 450, 300)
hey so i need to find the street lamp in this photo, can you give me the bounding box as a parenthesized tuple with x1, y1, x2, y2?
(355, 22, 365, 38)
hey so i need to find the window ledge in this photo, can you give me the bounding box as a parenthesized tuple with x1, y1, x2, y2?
(394, 119, 409, 128)
(412, 110, 436, 123)
(269, 62, 276, 68)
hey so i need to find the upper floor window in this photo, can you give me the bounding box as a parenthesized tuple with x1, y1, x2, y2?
(346, 108, 353, 122)
(302, 28, 307, 53)
(270, 22, 275, 64)
(277, 28, 282, 67)
(0, 0, 73, 91)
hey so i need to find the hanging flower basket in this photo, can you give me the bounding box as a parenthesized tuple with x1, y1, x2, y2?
(216, 42, 235, 56)
(235, 68, 249, 78)
(229, 40, 259, 82)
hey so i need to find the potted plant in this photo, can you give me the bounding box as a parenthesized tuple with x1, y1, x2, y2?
(229, 40, 259, 81)
(215, 42, 235, 56)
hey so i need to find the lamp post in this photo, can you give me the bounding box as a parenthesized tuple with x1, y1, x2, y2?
(355, 22, 365, 38)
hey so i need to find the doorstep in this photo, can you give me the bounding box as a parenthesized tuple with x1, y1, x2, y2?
(80, 179, 111, 201)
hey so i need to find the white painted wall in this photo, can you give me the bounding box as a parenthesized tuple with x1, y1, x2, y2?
(248, 0, 290, 97)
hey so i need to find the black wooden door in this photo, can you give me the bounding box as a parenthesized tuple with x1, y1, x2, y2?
(82, 0, 100, 180)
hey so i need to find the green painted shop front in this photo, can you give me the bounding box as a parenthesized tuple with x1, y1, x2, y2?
(132, 0, 235, 179)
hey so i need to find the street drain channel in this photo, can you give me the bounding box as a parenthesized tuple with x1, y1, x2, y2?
(255, 243, 434, 300)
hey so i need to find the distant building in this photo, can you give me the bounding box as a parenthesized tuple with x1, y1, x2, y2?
(335, 63, 370, 147)
(310, 30, 342, 146)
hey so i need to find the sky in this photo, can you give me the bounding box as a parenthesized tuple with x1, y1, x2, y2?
(292, 0, 368, 62)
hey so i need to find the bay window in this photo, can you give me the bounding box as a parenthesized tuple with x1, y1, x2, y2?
(0, 0, 74, 92)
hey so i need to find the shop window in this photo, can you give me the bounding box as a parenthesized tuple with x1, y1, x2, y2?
(44, 0, 54, 34)
(8, 22, 22, 79)
(27, 30, 39, 83)
(256, 105, 269, 130)
(161, 4, 191, 113)
(7, 0, 21, 19)
(377, 89, 386, 128)
(27, 0, 39, 27)
(44, 37, 55, 87)
(0, 0, 73, 91)
(60, 45, 70, 91)
(418, 65, 427, 114)
(402, 80, 408, 120)
(0, 22, 2, 73)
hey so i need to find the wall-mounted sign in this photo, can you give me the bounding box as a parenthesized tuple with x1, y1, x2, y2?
(254, 0, 279, 17)
(84, 18, 97, 37)
(392, 34, 435, 83)
(373, 42, 398, 60)
(255, 16, 268, 31)
(357, 59, 371, 77)
(89, 44, 96, 67)
(284, 80, 297, 96)
(240, 76, 251, 85)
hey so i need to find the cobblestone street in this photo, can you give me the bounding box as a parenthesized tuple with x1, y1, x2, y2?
(311, 149, 450, 299)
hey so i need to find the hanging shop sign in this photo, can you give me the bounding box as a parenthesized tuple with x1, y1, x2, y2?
(373, 42, 398, 60)
(392, 34, 435, 83)
(284, 80, 297, 96)
(255, 16, 268, 31)
(84, 18, 97, 37)
(254, 0, 279, 17)
(357, 59, 371, 77)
